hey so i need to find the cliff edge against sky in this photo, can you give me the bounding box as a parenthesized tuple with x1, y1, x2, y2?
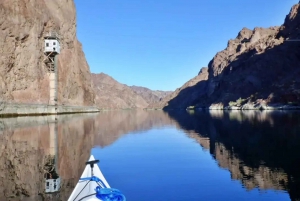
(154, 1, 300, 110)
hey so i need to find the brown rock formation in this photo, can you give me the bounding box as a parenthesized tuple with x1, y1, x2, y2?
(159, 1, 300, 109)
(92, 73, 148, 109)
(92, 73, 172, 109)
(0, 0, 95, 105)
(130, 86, 172, 105)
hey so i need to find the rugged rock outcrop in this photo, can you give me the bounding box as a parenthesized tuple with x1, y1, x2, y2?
(158, 1, 300, 109)
(0, 0, 95, 105)
(130, 86, 172, 105)
(92, 73, 172, 109)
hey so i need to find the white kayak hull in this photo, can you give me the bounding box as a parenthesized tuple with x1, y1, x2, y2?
(68, 155, 110, 201)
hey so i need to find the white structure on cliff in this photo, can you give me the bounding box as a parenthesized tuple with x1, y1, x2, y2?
(44, 31, 60, 106)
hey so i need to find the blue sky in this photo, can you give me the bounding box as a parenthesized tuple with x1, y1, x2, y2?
(74, 0, 298, 91)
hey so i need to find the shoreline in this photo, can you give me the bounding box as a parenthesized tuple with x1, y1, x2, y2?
(0, 102, 99, 117)
(186, 103, 300, 111)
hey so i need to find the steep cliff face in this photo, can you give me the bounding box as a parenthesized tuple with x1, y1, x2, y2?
(159, 1, 300, 109)
(0, 0, 95, 105)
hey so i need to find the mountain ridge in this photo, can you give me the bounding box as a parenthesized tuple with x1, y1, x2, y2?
(151, 1, 300, 110)
(92, 72, 172, 109)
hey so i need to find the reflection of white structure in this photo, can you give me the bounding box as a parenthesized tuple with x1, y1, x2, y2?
(45, 178, 61, 193)
(49, 119, 57, 156)
(45, 115, 60, 193)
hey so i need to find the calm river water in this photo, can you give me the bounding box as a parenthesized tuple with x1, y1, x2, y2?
(0, 110, 300, 201)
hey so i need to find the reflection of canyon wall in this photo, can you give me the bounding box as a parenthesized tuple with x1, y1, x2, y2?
(1, 110, 298, 199)
(186, 130, 287, 191)
(92, 110, 175, 147)
(166, 110, 300, 200)
(0, 114, 97, 200)
(0, 111, 174, 200)
(0, 123, 49, 200)
(214, 143, 287, 190)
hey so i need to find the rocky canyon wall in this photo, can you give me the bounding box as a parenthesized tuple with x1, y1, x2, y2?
(156, 1, 300, 109)
(0, 0, 95, 106)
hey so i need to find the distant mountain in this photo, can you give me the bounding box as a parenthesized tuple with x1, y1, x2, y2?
(130, 86, 172, 105)
(154, 1, 300, 110)
(91, 73, 148, 109)
(92, 73, 173, 109)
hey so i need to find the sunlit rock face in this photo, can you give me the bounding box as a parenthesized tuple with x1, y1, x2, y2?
(130, 86, 172, 105)
(91, 73, 149, 109)
(91, 73, 172, 109)
(0, 0, 95, 105)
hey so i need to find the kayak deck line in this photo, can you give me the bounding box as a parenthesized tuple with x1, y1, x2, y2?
(68, 155, 125, 201)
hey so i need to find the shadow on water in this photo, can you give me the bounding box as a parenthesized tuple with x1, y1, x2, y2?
(165, 110, 300, 201)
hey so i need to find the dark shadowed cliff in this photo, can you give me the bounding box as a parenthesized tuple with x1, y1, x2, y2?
(155, 2, 300, 110)
(149, 67, 209, 109)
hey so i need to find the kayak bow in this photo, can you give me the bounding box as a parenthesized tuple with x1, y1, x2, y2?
(68, 155, 125, 201)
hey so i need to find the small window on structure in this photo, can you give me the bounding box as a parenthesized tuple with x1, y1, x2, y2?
(46, 43, 49, 47)
(53, 47, 56, 51)
(53, 42, 56, 45)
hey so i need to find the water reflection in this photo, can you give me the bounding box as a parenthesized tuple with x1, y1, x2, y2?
(0, 114, 98, 200)
(0, 110, 175, 200)
(44, 116, 60, 194)
(166, 110, 300, 201)
(1, 110, 300, 200)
